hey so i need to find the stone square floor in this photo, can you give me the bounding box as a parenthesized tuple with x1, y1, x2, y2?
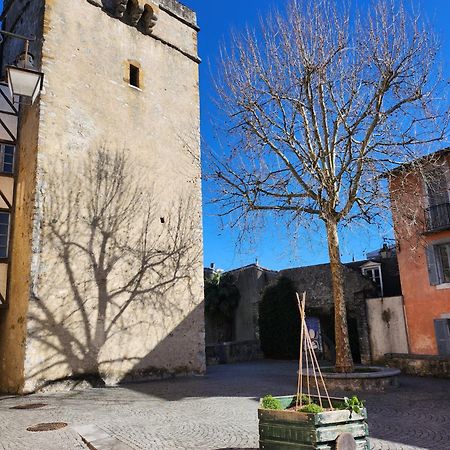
(0, 360, 448, 449)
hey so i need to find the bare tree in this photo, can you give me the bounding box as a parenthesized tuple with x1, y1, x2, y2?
(209, 0, 448, 372)
(28, 147, 200, 385)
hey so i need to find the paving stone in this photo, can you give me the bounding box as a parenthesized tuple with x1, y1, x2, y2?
(0, 361, 448, 449)
(73, 424, 134, 450)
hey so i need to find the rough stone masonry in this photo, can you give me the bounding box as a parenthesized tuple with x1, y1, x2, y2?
(0, 0, 205, 393)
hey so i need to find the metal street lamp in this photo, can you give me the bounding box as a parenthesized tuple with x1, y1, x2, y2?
(6, 53, 44, 104)
(380, 243, 390, 259)
(0, 31, 44, 105)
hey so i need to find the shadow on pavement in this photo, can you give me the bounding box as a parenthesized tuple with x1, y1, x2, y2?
(123, 363, 450, 450)
(121, 360, 299, 401)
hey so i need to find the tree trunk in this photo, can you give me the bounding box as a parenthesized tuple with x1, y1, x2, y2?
(94, 277, 108, 354)
(325, 219, 354, 373)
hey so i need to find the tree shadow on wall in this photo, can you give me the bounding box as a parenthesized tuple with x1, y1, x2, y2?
(27, 146, 203, 389)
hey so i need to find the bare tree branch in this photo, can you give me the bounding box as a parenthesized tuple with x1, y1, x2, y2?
(208, 0, 448, 372)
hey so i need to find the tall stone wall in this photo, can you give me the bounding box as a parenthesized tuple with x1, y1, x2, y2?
(279, 264, 374, 364)
(221, 263, 375, 365)
(0, 0, 205, 393)
(231, 265, 277, 342)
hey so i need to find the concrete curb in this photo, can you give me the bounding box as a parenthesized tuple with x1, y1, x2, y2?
(72, 424, 133, 450)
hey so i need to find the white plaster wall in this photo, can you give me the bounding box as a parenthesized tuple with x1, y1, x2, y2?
(21, 0, 205, 392)
(366, 296, 409, 361)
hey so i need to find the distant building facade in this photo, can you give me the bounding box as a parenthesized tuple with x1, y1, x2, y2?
(206, 252, 404, 365)
(0, 0, 205, 393)
(390, 149, 450, 356)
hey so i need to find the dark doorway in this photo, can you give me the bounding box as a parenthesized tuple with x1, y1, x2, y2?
(348, 317, 361, 363)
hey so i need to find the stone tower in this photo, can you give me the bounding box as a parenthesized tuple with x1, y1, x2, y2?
(0, 0, 205, 393)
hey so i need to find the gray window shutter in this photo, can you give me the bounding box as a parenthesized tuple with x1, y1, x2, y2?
(434, 319, 450, 356)
(426, 245, 440, 285)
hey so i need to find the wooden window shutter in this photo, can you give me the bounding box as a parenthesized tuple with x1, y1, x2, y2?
(426, 245, 440, 285)
(434, 319, 450, 356)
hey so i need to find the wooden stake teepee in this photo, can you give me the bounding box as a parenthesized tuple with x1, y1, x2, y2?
(295, 292, 333, 411)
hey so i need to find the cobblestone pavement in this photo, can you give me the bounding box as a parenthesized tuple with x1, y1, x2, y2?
(0, 361, 449, 450)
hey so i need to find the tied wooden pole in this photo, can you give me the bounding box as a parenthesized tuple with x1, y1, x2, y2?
(296, 291, 333, 412)
(303, 309, 311, 401)
(303, 314, 334, 411)
(296, 292, 306, 409)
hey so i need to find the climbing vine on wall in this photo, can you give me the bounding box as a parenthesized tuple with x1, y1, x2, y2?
(204, 272, 240, 321)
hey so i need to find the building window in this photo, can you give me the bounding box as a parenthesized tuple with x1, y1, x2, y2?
(425, 166, 449, 206)
(362, 264, 383, 296)
(436, 243, 450, 283)
(434, 319, 450, 356)
(129, 64, 140, 88)
(0, 212, 10, 258)
(426, 242, 450, 285)
(0, 144, 15, 174)
(424, 165, 450, 231)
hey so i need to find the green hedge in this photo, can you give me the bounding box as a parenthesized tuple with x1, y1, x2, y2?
(259, 276, 300, 359)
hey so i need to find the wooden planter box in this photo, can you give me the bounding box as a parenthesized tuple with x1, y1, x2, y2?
(259, 395, 369, 450)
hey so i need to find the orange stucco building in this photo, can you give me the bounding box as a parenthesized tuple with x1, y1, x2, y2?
(390, 150, 450, 356)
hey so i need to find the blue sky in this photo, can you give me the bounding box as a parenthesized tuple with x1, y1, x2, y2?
(2, 1, 448, 272)
(182, 0, 450, 271)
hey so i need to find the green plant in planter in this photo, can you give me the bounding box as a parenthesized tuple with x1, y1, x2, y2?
(258, 394, 370, 449)
(258, 294, 370, 449)
(261, 395, 282, 410)
(290, 393, 313, 407)
(300, 403, 323, 413)
(343, 396, 365, 418)
(300, 394, 312, 404)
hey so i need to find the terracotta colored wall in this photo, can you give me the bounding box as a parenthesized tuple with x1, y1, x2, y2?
(390, 156, 450, 355)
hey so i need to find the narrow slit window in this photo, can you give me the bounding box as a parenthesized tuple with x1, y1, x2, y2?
(129, 64, 140, 88)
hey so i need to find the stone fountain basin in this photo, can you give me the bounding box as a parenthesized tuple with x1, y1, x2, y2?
(301, 366, 401, 392)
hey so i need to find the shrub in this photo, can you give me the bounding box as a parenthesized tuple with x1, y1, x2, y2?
(334, 395, 365, 417)
(290, 394, 313, 408)
(343, 396, 365, 415)
(204, 272, 240, 320)
(261, 395, 283, 410)
(258, 276, 300, 359)
(300, 394, 313, 404)
(300, 403, 324, 413)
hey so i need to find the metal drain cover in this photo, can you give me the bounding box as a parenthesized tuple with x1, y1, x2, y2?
(11, 403, 48, 410)
(26, 422, 68, 432)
